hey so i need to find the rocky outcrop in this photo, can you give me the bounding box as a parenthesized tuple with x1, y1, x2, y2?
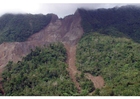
(0, 10, 83, 70)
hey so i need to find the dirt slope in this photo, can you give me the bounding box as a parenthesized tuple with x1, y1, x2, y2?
(85, 73, 104, 89)
(64, 43, 81, 92)
(0, 10, 83, 70)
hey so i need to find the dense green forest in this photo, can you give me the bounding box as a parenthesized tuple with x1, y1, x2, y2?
(76, 32, 140, 96)
(1, 43, 78, 96)
(79, 5, 140, 43)
(0, 13, 51, 43)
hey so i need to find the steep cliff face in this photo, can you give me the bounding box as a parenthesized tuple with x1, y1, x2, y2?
(0, 10, 83, 70)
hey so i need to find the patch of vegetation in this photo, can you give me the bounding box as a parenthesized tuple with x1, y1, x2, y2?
(76, 32, 140, 96)
(0, 13, 52, 43)
(76, 72, 95, 96)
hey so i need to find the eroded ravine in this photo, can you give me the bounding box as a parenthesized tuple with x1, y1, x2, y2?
(64, 43, 81, 92)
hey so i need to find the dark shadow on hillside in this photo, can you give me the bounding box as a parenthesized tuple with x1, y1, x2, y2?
(78, 5, 140, 43)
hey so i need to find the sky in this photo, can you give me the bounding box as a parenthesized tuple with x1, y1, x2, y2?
(0, 0, 140, 18)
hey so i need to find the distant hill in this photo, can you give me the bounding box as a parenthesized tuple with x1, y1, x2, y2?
(0, 13, 52, 43)
(79, 5, 140, 42)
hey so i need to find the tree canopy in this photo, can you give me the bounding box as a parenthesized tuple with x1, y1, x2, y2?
(79, 5, 140, 43)
(76, 32, 140, 96)
(1, 43, 79, 96)
(0, 13, 52, 43)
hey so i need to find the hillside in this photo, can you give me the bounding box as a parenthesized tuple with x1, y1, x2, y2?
(1, 43, 77, 96)
(0, 9, 85, 96)
(0, 13, 52, 43)
(0, 5, 140, 96)
(1, 43, 95, 96)
(76, 33, 140, 95)
(0, 10, 83, 69)
(79, 5, 140, 42)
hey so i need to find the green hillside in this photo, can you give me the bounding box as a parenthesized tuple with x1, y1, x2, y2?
(76, 32, 140, 96)
(79, 5, 140, 43)
(1, 43, 78, 96)
(0, 13, 51, 43)
(1, 42, 95, 96)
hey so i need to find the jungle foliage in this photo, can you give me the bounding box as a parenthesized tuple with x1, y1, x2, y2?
(79, 5, 140, 43)
(0, 13, 51, 43)
(76, 33, 140, 96)
(1, 43, 79, 96)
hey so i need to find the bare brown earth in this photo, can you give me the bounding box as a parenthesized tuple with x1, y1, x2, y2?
(63, 43, 81, 92)
(85, 73, 104, 89)
(0, 10, 104, 94)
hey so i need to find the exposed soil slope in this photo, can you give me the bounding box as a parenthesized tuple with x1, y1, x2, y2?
(85, 73, 104, 89)
(64, 43, 81, 92)
(0, 10, 83, 70)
